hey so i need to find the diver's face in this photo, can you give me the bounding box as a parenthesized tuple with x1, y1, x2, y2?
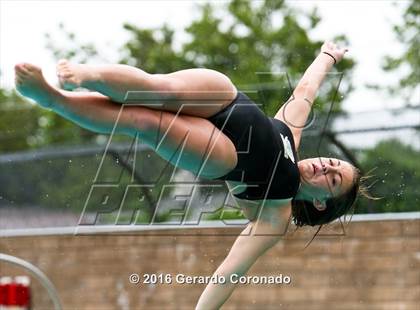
(297, 157, 355, 200)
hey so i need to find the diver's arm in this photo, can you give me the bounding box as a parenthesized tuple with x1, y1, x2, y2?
(195, 204, 291, 310)
(275, 41, 348, 149)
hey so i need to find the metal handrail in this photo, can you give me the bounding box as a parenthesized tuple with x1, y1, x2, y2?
(0, 253, 62, 310)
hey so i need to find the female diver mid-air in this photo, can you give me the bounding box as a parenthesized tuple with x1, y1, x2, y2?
(15, 41, 365, 308)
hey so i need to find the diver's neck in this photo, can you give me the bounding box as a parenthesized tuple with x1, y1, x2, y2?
(294, 182, 309, 201)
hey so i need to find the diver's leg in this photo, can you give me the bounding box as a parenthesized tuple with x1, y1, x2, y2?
(15, 63, 237, 178)
(15, 63, 137, 135)
(56, 60, 237, 118)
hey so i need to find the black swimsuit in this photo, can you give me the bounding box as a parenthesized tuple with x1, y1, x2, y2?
(207, 91, 300, 200)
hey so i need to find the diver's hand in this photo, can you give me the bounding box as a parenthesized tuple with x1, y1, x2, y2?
(320, 41, 348, 64)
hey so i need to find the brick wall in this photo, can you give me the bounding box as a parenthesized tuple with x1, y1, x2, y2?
(1, 217, 419, 310)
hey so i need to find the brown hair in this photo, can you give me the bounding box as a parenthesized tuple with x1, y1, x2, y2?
(291, 166, 380, 226)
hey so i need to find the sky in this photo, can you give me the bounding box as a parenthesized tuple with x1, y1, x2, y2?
(0, 0, 418, 148)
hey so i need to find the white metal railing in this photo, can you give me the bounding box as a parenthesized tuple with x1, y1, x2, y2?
(1, 212, 419, 237)
(0, 253, 62, 310)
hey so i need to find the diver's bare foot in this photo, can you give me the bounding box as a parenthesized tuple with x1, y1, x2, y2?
(56, 59, 100, 90)
(15, 63, 61, 108)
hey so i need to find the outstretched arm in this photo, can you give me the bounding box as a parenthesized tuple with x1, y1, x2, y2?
(275, 41, 348, 149)
(195, 204, 291, 309)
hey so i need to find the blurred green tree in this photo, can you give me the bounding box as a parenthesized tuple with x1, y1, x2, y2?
(376, 0, 420, 105)
(356, 139, 420, 213)
(358, 0, 419, 213)
(119, 1, 355, 118)
(0, 87, 42, 152)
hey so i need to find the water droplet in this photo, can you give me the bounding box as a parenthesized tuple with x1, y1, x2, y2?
(147, 154, 151, 158)
(68, 160, 72, 163)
